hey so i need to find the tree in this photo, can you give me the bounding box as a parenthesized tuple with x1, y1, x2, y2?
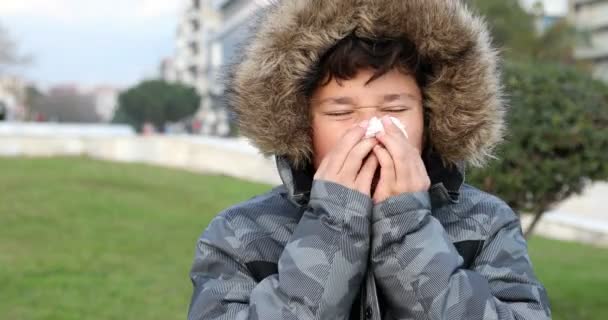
(29, 88, 101, 123)
(468, 0, 538, 60)
(469, 0, 587, 66)
(0, 21, 30, 72)
(532, 19, 591, 67)
(466, 0, 604, 238)
(113, 80, 200, 132)
(467, 60, 608, 238)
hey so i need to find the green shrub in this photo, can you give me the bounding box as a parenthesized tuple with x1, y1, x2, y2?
(468, 60, 608, 236)
(113, 80, 200, 132)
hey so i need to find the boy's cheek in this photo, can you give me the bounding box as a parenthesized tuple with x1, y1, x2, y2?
(311, 136, 338, 170)
(311, 120, 352, 169)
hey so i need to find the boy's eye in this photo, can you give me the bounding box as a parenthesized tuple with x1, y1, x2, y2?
(384, 107, 409, 112)
(327, 111, 353, 116)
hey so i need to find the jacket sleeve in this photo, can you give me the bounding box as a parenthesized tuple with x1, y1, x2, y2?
(188, 180, 373, 320)
(370, 191, 552, 320)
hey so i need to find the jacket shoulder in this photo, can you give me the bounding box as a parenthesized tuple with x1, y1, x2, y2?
(198, 185, 300, 262)
(457, 183, 522, 235)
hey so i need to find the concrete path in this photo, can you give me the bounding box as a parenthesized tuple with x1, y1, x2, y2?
(520, 183, 608, 247)
(0, 125, 605, 247)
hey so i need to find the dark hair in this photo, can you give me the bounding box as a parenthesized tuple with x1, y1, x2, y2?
(304, 33, 430, 96)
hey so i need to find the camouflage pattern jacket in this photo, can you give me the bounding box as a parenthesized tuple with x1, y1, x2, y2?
(187, 155, 551, 320)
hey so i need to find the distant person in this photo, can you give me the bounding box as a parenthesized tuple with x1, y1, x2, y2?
(187, 0, 551, 319)
(141, 122, 156, 135)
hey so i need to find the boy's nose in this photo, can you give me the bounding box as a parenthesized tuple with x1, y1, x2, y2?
(356, 106, 383, 122)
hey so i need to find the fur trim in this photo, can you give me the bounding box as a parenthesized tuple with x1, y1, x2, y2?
(227, 0, 505, 169)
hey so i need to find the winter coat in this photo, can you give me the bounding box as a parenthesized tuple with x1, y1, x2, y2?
(188, 0, 552, 319)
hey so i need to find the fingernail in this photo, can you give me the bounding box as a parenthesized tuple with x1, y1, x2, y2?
(359, 120, 369, 128)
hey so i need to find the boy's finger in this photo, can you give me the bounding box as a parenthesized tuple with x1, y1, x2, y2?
(376, 129, 419, 178)
(326, 121, 368, 173)
(375, 129, 406, 164)
(340, 137, 379, 179)
(378, 116, 417, 156)
(355, 154, 378, 194)
(381, 116, 409, 139)
(379, 133, 423, 187)
(373, 145, 396, 185)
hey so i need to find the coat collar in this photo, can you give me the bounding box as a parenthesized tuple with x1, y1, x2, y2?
(275, 149, 465, 209)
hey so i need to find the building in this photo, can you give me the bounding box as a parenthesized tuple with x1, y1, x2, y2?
(166, 0, 221, 94)
(90, 86, 119, 123)
(0, 75, 27, 121)
(518, 0, 567, 35)
(159, 57, 178, 83)
(205, 0, 269, 93)
(164, 0, 269, 136)
(163, 0, 224, 134)
(569, 0, 608, 82)
(194, 0, 271, 136)
(172, 0, 204, 91)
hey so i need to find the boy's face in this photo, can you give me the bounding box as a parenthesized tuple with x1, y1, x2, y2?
(310, 68, 425, 170)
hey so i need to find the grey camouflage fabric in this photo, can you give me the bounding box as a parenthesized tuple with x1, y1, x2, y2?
(187, 155, 552, 319)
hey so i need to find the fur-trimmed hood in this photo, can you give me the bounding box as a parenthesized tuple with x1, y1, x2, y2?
(227, 0, 505, 169)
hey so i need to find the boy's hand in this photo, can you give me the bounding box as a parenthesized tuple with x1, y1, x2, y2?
(372, 116, 430, 204)
(314, 121, 380, 197)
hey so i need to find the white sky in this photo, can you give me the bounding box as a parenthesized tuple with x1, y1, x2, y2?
(0, 0, 181, 22)
(0, 0, 182, 89)
(0, 0, 568, 89)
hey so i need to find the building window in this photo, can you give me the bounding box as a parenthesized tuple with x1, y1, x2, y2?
(191, 19, 200, 32)
(221, 23, 250, 65)
(190, 42, 199, 56)
(189, 65, 198, 79)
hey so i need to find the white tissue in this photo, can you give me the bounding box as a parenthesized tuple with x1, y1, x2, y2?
(364, 116, 408, 138)
(390, 117, 409, 138)
(365, 117, 384, 138)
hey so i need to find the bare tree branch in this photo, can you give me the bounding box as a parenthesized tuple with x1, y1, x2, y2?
(0, 21, 32, 72)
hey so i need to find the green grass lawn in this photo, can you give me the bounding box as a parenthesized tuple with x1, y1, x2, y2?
(0, 157, 606, 319)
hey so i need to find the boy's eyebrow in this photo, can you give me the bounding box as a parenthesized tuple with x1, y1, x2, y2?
(315, 93, 420, 106)
(315, 96, 356, 105)
(383, 93, 420, 103)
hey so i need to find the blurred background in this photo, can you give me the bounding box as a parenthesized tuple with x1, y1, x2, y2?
(1, 0, 607, 319)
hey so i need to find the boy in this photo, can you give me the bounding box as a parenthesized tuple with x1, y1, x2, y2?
(188, 0, 552, 319)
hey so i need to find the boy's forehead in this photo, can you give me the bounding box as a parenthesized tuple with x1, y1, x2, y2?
(313, 93, 421, 106)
